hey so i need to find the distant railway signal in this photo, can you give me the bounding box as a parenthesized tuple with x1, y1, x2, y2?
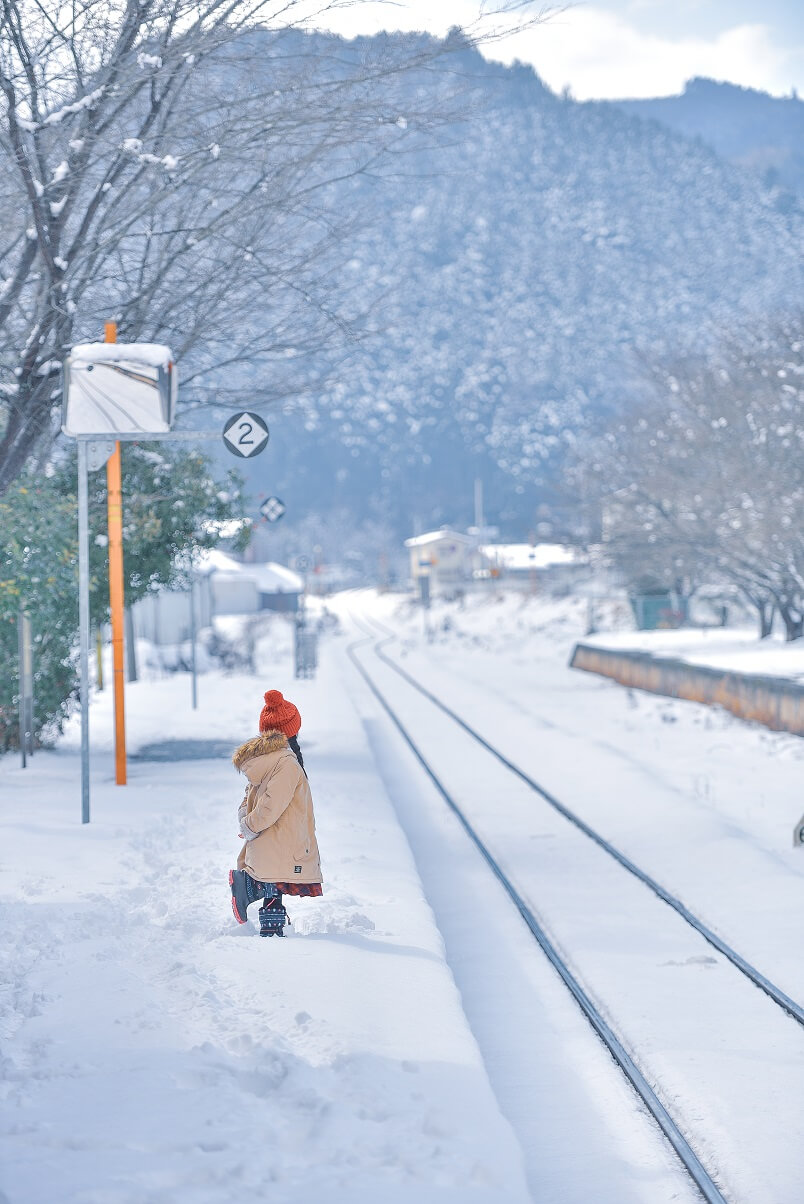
(260, 495, 286, 523)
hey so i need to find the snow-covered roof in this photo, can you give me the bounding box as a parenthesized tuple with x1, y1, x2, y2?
(70, 342, 172, 368)
(197, 552, 303, 593)
(195, 548, 245, 576)
(405, 529, 474, 547)
(251, 562, 303, 594)
(479, 543, 585, 570)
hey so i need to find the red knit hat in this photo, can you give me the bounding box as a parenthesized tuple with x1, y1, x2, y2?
(259, 689, 301, 738)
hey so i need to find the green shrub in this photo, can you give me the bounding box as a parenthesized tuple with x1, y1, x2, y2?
(0, 446, 246, 751)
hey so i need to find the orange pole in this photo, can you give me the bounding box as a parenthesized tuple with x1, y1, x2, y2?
(105, 320, 127, 784)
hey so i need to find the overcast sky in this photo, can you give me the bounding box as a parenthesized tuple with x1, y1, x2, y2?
(317, 1, 804, 100)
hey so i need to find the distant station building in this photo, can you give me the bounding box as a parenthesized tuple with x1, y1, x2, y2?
(403, 531, 590, 598)
(477, 543, 588, 594)
(404, 529, 475, 596)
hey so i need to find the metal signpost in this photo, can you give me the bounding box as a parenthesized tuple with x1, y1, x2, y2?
(77, 437, 91, 820)
(66, 330, 178, 819)
(294, 623, 318, 679)
(417, 561, 432, 641)
(67, 382, 273, 822)
(74, 430, 223, 821)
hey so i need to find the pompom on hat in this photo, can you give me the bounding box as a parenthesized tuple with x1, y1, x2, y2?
(259, 689, 301, 738)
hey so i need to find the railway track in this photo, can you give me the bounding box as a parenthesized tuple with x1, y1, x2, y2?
(355, 616, 804, 1030)
(346, 617, 804, 1204)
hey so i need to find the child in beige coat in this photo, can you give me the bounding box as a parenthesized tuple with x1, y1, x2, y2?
(229, 690, 322, 937)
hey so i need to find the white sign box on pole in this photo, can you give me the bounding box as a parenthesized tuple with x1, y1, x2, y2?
(62, 343, 177, 436)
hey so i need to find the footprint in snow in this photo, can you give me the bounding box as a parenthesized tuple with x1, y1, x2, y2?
(293, 909, 375, 937)
(661, 955, 717, 967)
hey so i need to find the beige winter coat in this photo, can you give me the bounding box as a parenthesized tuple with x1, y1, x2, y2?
(233, 731, 323, 885)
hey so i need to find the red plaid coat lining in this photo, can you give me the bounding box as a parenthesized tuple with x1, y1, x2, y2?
(269, 881, 323, 897)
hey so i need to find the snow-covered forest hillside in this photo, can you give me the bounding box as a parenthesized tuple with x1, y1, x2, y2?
(615, 78, 804, 202)
(220, 35, 804, 538)
(1, 15, 801, 539)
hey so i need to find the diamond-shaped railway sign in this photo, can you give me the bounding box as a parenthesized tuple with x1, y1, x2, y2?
(260, 495, 286, 523)
(222, 411, 269, 458)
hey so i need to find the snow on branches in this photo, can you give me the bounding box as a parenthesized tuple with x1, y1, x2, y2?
(578, 325, 804, 640)
(0, 0, 549, 496)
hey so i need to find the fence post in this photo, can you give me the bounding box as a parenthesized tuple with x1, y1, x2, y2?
(23, 612, 33, 758)
(95, 625, 104, 690)
(125, 608, 138, 683)
(17, 607, 33, 767)
(189, 577, 198, 709)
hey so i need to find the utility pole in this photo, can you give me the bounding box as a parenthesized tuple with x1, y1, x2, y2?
(104, 321, 127, 785)
(474, 477, 484, 531)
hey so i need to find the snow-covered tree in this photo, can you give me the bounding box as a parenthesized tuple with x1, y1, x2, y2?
(0, 1, 544, 495)
(576, 322, 804, 639)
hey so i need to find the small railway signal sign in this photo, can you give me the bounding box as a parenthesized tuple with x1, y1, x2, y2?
(295, 554, 311, 572)
(260, 495, 286, 523)
(223, 412, 269, 458)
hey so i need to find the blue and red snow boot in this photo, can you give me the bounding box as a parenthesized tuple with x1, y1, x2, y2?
(229, 869, 266, 923)
(258, 896, 289, 938)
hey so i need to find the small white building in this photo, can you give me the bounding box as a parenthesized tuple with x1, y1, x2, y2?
(251, 562, 304, 612)
(477, 543, 588, 593)
(130, 579, 214, 647)
(203, 549, 259, 615)
(404, 529, 474, 594)
(131, 550, 254, 647)
(130, 552, 304, 645)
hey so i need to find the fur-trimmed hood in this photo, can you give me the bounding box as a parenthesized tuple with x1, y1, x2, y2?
(232, 730, 288, 770)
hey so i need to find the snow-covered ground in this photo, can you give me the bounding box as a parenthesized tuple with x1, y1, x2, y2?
(338, 589, 804, 1202)
(2, 587, 803, 1202)
(345, 590, 804, 991)
(1, 651, 531, 1203)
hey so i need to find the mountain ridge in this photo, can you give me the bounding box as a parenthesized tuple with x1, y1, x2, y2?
(612, 76, 804, 202)
(202, 35, 803, 542)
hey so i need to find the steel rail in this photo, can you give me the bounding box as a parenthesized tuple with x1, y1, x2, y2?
(355, 615, 804, 1030)
(346, 633, 729, 1204)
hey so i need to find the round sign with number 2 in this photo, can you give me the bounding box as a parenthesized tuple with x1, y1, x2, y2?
(222, 411, 270, 458)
